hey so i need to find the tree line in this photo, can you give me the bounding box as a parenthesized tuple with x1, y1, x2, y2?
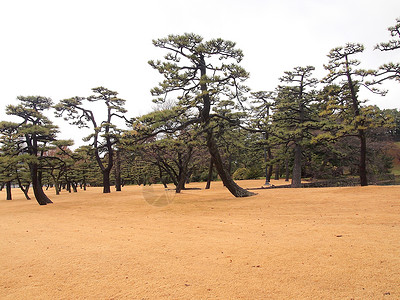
(1, 19, 399, 205)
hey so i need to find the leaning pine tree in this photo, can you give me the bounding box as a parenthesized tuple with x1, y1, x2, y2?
(148, 33, 254, 197)
(0, 96, 59, 205)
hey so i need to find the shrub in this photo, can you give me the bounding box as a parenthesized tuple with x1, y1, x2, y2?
(233, 168, 250, 180)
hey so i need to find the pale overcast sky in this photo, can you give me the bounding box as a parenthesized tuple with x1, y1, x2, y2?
(0, 0, 399, 144)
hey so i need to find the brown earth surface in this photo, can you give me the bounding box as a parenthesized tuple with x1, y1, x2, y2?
(1, 179, 399, 299)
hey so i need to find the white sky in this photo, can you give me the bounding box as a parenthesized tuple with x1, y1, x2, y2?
(0, 0, 399, 146)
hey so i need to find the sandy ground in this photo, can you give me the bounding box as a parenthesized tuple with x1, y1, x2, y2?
(0, 179, 399, 299)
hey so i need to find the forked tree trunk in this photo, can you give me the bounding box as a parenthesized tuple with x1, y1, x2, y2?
(291, 144, 302, 188)
(15, 171, 31, 200)
(72, 182, 78, 193)
(206, 130, 255, 197)
(23, 185, 31, 200)
(30, 164, 52, 205)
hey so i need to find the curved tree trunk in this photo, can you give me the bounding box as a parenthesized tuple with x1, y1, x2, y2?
(23, 185, 31, 200)
(197, 53, 254, 198)
(30, 164, 52, 205)
(158, 165, 168, 188)
(15, 171, 31, 200)
(206, 130, 255, 197)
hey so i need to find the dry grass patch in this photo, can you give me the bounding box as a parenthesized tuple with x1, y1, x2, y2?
(1, 180, 399, 299)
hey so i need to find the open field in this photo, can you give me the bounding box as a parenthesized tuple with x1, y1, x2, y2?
(1, 180, 399, 299)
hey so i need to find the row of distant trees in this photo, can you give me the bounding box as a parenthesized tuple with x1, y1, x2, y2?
(0, 19, 399, 205)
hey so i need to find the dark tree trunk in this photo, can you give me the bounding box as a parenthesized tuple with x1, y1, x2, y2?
(66, 182, 71, 193)
(274, 163, 280, 180)
(206, 130, 255, 197)
(162, 163, 178, 187)
(291, 144, 302, 188)
(103, 169, 111, 193)
(30, 164, 52, 205)
(6, 181, 12, 200)
(115, 150, 122, 191)
(175, 174, 186, 193)
(158, 165, 168, 188)
(346, 56, 368, 186)
(15, 170, 31, 200)
(268, 164, 273, 183)
(23, 185, 31, 200)
(198, 53, 254, 198)
(161, 179, 168, 189)
(205, 158, 213, 189)
(72, 182, 78, 193)
(175, 147, 192, 193)
(359, 130, 368, 186)
(93, 137, 113, 193)
(55, 184, 60, 195)
(51, 175, 60, 195)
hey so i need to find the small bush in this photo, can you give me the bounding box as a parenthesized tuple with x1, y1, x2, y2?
(233, 168, 250, 180)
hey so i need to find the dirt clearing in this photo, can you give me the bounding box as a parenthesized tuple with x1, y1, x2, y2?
(1, 180, 399, 299)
